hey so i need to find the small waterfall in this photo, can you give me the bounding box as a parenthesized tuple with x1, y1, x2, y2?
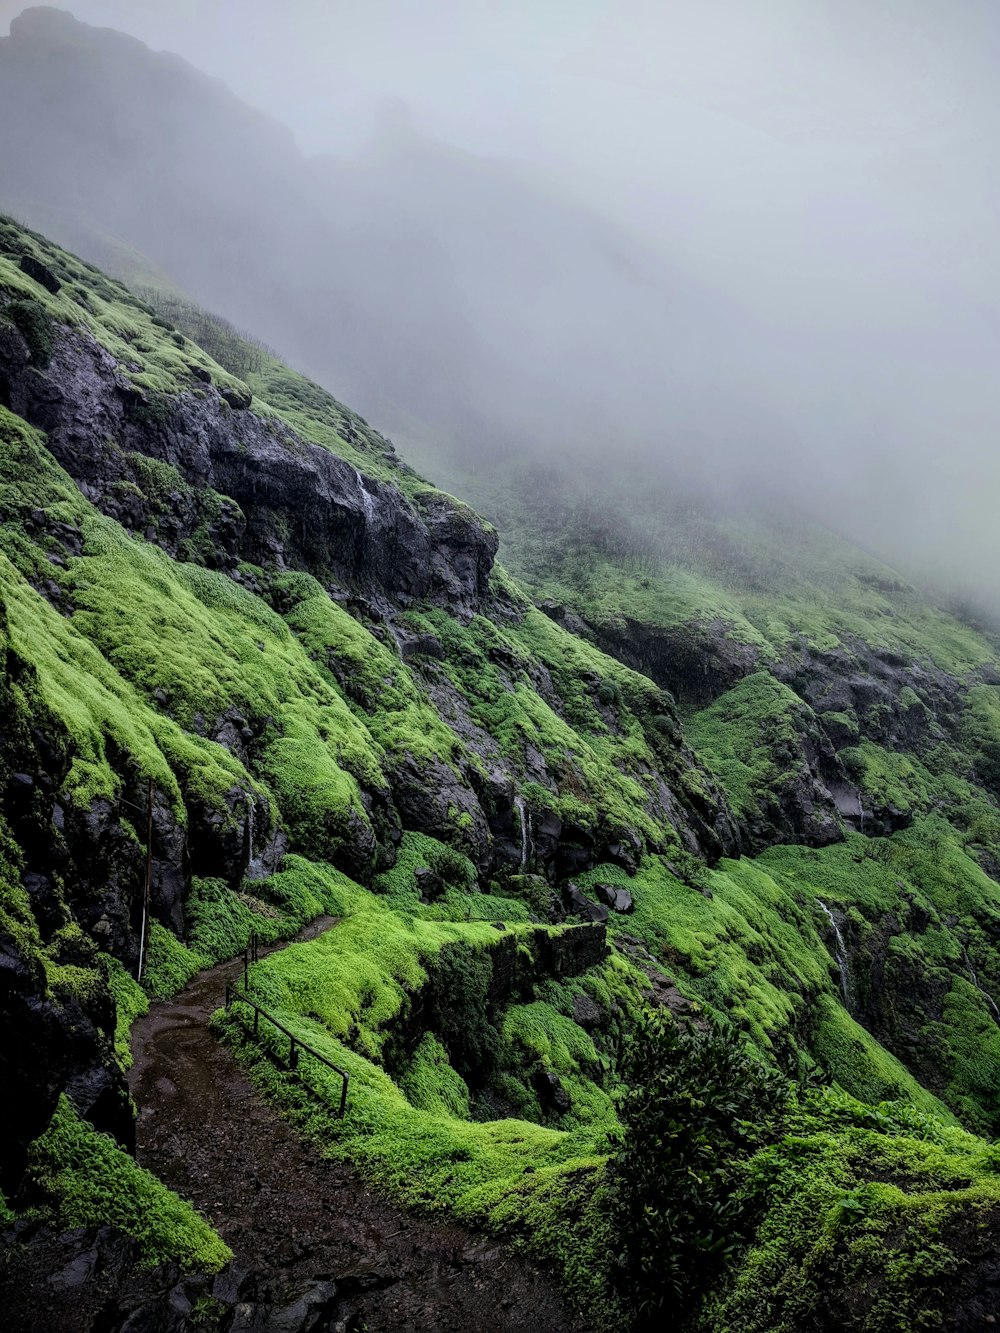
(354, 469, 376, 525)
(818, 900, 851, 1007)
(513, 795, 531, 872)
(963, 948, 1000, 1023)
(245, 798, 264, 880)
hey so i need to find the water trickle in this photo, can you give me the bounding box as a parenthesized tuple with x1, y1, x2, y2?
(963, 948, 1000, 1023)
(355, 468, 376, 525)
(513, 795, 531, 872)
(818, 899, 851, 1008)
(245, 797, 264, 881)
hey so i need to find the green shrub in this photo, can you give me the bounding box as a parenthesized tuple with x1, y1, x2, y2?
(5, 298, 54, 365)
(597, 679, 622, 707)
(608, 1011, 790, 1327)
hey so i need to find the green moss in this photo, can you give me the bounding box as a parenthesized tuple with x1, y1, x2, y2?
(4, 297, 55, 364)
(103, 956, 149, 1069)
(699, 1088, 1000, 1333)
(400, 1033, 472, 1118)
(687, 672, 822, 819)
(142, 922, 203, 1000)
(25, 1096, 230, 1272)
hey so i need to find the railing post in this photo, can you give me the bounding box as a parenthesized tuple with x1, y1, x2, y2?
(289, 1038, 298, 1070)
(339, 1074, 348, 1119)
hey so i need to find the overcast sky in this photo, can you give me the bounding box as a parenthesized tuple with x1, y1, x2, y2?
(12, 1, 994, 359)
(3, 2, 1000, 593)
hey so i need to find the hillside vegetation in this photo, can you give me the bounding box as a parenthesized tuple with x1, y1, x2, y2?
(3, 218, 1000, 1329)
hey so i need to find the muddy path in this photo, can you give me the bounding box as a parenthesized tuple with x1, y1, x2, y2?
(127, 918, 588, 1332)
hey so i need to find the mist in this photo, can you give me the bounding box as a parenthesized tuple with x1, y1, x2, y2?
(1, 1, 999, 602)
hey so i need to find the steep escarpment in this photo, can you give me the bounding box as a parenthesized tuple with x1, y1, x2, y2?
(0, 219, 731, 1261)
(6, 218, 1000, 1330)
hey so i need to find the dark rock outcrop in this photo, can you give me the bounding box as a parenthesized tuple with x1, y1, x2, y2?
(19, 253, 61, 295)
(532, 1069, 571, 1114)
(0, 327, 498, 618)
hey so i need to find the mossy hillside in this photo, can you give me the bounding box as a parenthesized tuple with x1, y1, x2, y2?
(750, 828, 1000, 1131)
(276, 574, 469, 780)
(0, 216, 488, 549)
(24, 1095, 230, 1272)
(373, 828, 538, 924)
(66, 523, 387, 850)
(234, 876, 533, 1065)
(0, 417, 392, 861)
(404, 604, 699, 852)
(959, 683, 1000, 795)
(686, 671, 828, 822)
(0, 410, 262, 820)
(140, 856, 353, 999)
(0, 218, 251, 405)
(699, 1088, 1000, 1333)
(571, 837, 1000, 1128)
(492, 998, 616, 1131)
(432, 454, 997, 678)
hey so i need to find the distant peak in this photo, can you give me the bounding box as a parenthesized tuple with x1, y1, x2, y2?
(10, 6, 82, 37)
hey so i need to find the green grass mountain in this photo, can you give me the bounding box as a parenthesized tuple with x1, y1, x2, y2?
(3, 216, 1000, 1330)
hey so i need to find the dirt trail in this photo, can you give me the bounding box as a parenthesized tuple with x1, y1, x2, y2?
(128, 918, 587, 1332)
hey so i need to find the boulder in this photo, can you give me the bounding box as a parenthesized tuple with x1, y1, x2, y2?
(561, 882, 609, 923)
(572, 992, 606, 1032)
(532, 1068, 571, 1114)
(414, 866, 445, 902)
(593, 882, 634, 914)
(19, 253, 61, 294)
(219, 382, 252, 410)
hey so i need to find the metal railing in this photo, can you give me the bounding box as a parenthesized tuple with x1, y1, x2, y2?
(242, 930, 260, 990)
(224, 979, 349, 1119)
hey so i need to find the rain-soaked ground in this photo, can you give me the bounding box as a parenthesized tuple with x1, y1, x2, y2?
(124, 917, 588, 1331)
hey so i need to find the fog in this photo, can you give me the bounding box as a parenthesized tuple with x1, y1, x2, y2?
(1, 1, 999, 600)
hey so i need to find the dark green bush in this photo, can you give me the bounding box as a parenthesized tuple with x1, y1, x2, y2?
(427, 843, 475, 889)
(608, 1010, 790, 1327)
(597, 679, 622, 707)
(6, 298, 54, 365)
(427, 943, 499, 1086)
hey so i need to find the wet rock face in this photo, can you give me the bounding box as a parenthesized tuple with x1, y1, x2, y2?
(568, 610, 761, 710)
(777, 635, 963, 753)
(0, 328, 498, 617)
(0, 645, 143, 1174)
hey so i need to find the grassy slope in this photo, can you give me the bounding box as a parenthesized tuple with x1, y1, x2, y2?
(415, 454, 994, 677)
(5, 219, 1000, 1325)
